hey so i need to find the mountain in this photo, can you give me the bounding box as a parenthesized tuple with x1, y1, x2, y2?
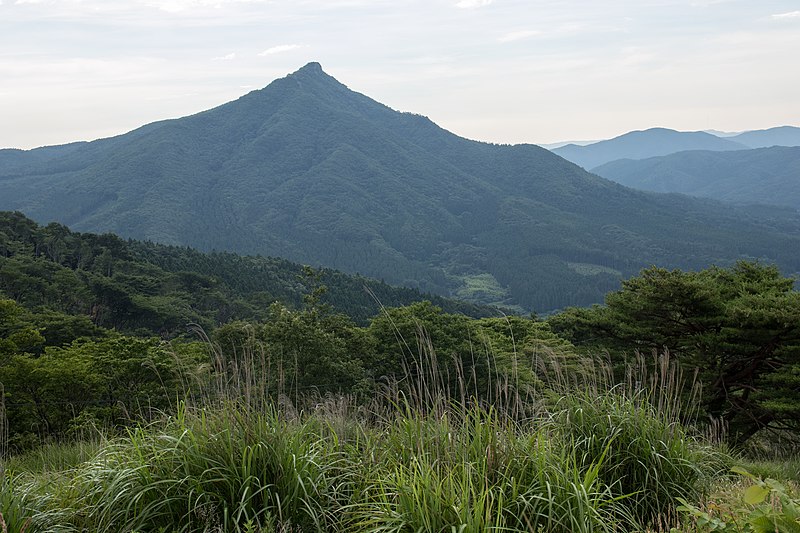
(2, 62, 800, 312)
(552, 127, 747, 169)
(538, 139, 599, 150)
(728, 126, 800, 149)
(704, 129, 741, 138)
(592, 146, 800, 210)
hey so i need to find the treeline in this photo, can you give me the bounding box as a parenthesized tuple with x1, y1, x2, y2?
(550, 261, 800, 446)
(0, 294, 569, 452)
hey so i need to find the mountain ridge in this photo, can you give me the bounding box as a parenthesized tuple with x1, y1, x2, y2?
(549, 125, 800, 170)
(728, 126, 800, 149)
(552, 127, 748, 169)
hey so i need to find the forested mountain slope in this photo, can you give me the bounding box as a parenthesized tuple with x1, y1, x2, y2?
(593, 146, 800, 210)
(2, 63, 800, 312)
(0, 212, 496, 336)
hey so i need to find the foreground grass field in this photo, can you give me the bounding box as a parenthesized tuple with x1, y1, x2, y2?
(1, 345, 798, 532)
(1, 395, 726, 531)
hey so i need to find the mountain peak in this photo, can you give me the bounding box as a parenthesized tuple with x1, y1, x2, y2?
(296, 61, 323, 73)
(283, 62, 342, 88)
(288, 62, 332, 81)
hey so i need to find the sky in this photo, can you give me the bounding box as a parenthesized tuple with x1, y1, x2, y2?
(1, 0, 799, 150)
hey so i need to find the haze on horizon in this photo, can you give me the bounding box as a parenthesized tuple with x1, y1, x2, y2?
(1, 0, 799, 150)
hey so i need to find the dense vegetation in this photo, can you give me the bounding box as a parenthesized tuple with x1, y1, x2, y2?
(0, 210, 495, 331)
(593, 146, 800, 210)
(551, 261, 800, 447)
(2, 210, 800, 530)
(0, 211, 513, 447)
(2, 212, 799, 452)
(0, 379, 729, 532)
(3, 64, 800, 311)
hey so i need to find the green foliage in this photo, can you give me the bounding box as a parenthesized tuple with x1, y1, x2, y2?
(0, 335, 202, 451)
(674, 467, 800, 532)
(557, 389, 727, 526)
(364, 302, 577, 404)
(0, 473, 35, 533)
(69, 406, 347, 532)
(2, 388, 724, 532)
(550, 261, 800, 446)
(0, 311, 729, 533)
(0, 211, 496, 334)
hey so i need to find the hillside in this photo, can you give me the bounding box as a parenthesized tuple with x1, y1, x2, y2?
(552, 127, 747, 169)
(593, 146, 800, 210)
(2, 63, 800, 312)
(0, 212, 497, 336)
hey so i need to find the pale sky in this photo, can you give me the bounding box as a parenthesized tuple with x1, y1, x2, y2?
(1, 0, 799, 149)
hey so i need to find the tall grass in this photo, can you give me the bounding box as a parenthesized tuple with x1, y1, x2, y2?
(1, 329, 727, 532)
(44, 398, 635, 532)
(556, 389, 726, 526)
(68, 404, 352, 532)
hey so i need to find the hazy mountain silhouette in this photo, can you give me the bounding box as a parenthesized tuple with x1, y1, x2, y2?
(727, 126, 800, 149)
(552, 128, 747, 169)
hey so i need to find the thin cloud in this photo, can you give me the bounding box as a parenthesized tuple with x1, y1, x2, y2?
(211, 52, 236, 61)
(258, 44, 301, 56)
(455, 0, 492, 9)
(772, 11, 800, 19)
(142, 0, 271, 13)
(401, 56, 453, 65)
(498, 30, 541, 43)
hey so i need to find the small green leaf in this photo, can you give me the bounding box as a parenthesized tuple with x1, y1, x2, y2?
(744, 484, 771, 505)
(731, 466, 755, 479)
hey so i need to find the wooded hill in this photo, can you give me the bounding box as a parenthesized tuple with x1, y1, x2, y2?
(0, 211, 497, 341)
(2, 64, 800, 312)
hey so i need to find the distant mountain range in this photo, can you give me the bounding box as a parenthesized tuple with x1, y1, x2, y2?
(729, 126, 800, 149)
(593, 146, 800, 210)
(551, 126, 800, 170)
(552, 128, 747, 169)
(2, 63, 800, 312)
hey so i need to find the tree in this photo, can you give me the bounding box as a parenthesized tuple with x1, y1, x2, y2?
(549, 261, 800, 445)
